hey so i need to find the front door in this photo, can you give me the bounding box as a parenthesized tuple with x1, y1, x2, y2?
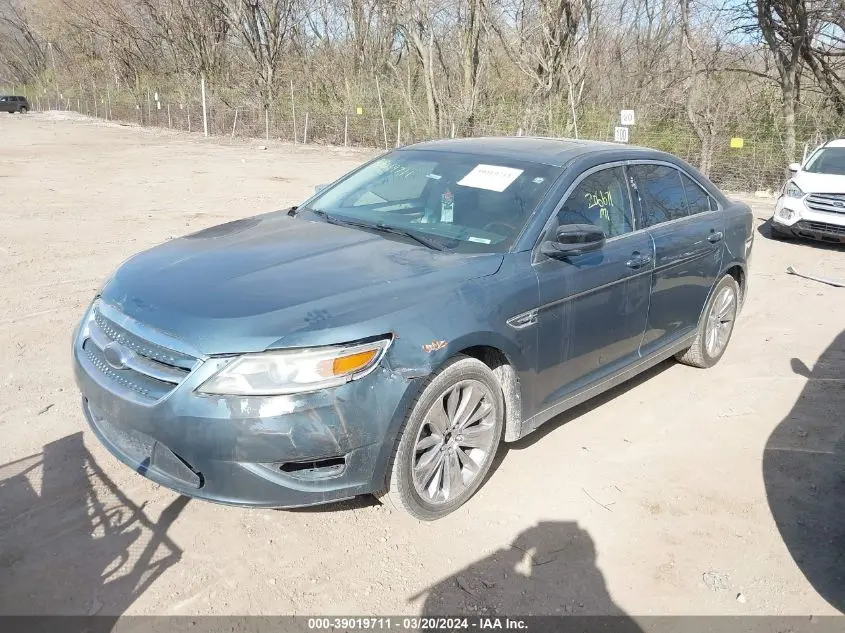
(628, 163, 725, 356)
(532, 165, 654, 414)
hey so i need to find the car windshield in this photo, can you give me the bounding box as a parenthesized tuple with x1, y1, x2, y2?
(306, 149, 559, 253)
(804, 147, 845, 176)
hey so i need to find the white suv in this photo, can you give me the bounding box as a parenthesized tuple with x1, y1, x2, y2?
(771, 139, 845, 243)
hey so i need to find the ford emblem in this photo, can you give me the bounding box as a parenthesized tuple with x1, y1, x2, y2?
(103, 342, 133, 370)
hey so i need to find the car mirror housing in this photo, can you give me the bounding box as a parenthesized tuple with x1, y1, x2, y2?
(541, 224, 606, 260)
(788, 162, 801, 173)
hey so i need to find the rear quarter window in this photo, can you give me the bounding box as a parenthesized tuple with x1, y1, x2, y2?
(630, 164, 689, 227)
(680, 173, 715, 216)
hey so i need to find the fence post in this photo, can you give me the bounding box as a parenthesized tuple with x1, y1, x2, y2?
(168, 103, 172, 128)
(396, 118, 401, 147)
(106, 87, 111, 120)
(188, 104, 191, 133)
(376, 76, 389, 150)
(200, 74, 209, 137)
(304, 112, 309, 144)
(451, 122, 456, 139)
(344, 114, 348, 147)
(290, 80, 297, 143)
(232, 107, 239, 139)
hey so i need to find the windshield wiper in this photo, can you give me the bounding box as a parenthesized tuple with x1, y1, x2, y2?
(369, 222, 447, 251)
(310, 211, 447, 251)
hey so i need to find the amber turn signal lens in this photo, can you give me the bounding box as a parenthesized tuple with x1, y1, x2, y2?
(331, 349, 378, 376)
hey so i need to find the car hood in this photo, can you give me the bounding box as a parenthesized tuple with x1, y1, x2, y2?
(100, 211, 504, 355)
(793, 172, 845, 194)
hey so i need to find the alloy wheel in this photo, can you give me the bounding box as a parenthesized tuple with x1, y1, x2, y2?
(411, 379, 497, 505)
(705, 286, 737, 357)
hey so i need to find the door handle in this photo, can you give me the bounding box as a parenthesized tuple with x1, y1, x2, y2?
(626, 252, 652, 269)
(708, 231, 724, 243)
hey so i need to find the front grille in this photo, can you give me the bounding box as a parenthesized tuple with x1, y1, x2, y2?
(82, 304, 198, 401)
(805, 193, 845, 214)
(795, 220, 845, 239)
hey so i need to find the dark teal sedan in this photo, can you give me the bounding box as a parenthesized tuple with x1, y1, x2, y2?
(73, 137, 753, 520)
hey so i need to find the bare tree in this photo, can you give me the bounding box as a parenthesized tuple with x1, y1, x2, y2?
(492, 0, 592, 133)
(0, 0, 46, 84)
(224, 0, 297, 137)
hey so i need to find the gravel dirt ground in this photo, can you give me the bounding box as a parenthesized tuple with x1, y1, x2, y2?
(1, 113, 844, 618)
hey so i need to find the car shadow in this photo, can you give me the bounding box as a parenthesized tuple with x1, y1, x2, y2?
(0, 432, 188, 618)
(412, 520, 641, 626)
(288, 495, 381, 514)
(763, 330, 845, 613)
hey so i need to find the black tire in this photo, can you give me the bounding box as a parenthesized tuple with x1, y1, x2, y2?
(382, 355, 504, 520)
(676, 274, 740, 369)
(18, 106, 27, 114)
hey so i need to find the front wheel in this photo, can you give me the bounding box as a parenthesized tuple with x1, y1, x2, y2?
(676, 274, 740, 368)
(382, 356, 504, 520)
(19, 106, 28, 114)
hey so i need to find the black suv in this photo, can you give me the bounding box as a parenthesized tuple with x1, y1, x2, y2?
(0, 95, 30, 113)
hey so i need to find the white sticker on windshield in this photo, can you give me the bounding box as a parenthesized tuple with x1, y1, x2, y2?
(458, 164, 524, 192)
(468, 236, 491, 244)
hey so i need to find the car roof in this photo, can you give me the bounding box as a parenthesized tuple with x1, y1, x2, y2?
(400, 136, 664, 167)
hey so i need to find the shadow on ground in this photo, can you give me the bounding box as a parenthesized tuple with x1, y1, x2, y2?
(413, 520, 640, 628)
(0, 432, 188, 617)
(763, 330, 845, 613)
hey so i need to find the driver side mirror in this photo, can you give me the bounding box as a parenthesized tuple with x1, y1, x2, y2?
(541, 224, 606, 260)
(788, 162, 801, 173)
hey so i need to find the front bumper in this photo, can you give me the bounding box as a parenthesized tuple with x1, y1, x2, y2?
(772, 196, 845, 243)
(72, 305, 417, 508)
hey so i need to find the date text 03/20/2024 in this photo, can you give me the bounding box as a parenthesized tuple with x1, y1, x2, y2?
(307, 618, 528, 630)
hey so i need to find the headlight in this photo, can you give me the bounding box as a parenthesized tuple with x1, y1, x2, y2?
(784, 181, 803, 199)
(196, 337, 392, 396)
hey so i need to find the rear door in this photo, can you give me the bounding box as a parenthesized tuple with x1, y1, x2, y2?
(532, 165, 654, 411)
(629, 163, 724, 356)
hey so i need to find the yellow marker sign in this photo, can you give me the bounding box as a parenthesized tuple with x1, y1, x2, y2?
(356, 107, 363, 115)
(730, 137, 744, 148)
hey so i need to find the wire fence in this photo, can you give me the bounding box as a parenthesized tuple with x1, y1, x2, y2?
(25, 91, 822, 194)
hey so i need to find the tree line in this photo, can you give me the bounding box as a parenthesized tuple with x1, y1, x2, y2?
(1, 0, 843, 184)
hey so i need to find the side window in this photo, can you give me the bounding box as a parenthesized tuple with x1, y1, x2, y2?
(680, 172, 714, 216)
(555, 167, 634, 238)
(630, 164, 689, 227)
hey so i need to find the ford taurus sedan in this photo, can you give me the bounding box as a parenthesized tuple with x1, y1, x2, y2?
(72, 137, 754, 520)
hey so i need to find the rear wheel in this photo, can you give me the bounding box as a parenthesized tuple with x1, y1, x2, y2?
(383, 356, 504, 520)
(676, 274, 740, 369)
(18, 106, 27, 114)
